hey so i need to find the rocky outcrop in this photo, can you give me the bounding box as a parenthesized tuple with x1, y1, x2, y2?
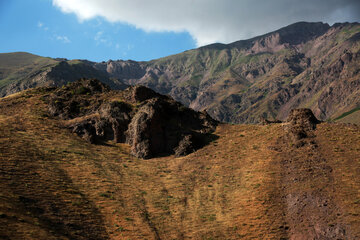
(46, 79, 217, 159)
(70, 118, 98, 143)
(123, 85, 162, 103)
(125, 96, 216, 159)
(48, 78, 109, 119)
(46, 78, 131, 144)
(98, 101, 132, 142)
(285, 108, 321, 147)
(287, 108, 320, 130)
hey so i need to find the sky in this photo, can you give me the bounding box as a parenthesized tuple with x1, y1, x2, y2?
(0, 0, 359, 62)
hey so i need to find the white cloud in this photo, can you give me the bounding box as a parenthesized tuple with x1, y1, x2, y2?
(55, 35, 71, 43)
(38, 21, 69, 43)
(52, 0, 360, 46)
(94, 31, 103, 42)
(38, 21, 49, 31)
(94, 31, 112, 46)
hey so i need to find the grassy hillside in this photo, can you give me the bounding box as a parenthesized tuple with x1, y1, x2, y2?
(0, 87, 359, 239)
(0, 52, 57, 88)
(0, 53, 127, 97)
(334, 107, 360, 124)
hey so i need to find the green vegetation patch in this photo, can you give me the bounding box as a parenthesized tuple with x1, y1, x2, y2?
(334, 107, 360, 121)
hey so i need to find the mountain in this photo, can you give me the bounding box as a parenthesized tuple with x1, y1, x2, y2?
(97, 21, 360, 123)
(1, 22, 360, 123)
(1, 80, 359, 239)
(0, 52, 127, 97)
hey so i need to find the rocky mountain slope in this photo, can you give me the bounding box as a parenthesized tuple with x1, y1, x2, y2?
(1, 22, 360, 123)
(0, 52, 127, 97)
(0, 83, 359, 239)
(96, 21, 360, 123)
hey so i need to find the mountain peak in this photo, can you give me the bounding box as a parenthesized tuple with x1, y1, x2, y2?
(229, 21, 331, 49)
(199, 22, 331, 51)
(274, 21, 330, 45)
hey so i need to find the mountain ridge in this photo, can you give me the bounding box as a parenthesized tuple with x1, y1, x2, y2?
(199, 21, 331, 51)
(1, 21, 359, 124)
(105, 21, 360, 123)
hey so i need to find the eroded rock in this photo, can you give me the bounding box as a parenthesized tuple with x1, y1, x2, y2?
(286, 108, 321, 146)
(46, 79, 218, 158)
(124, 85, 162, 103)
(287, 108, 320, 130)
(99, 101, 133, 142)
(70, 118, 98, 143)
(125, 97, 217, 159)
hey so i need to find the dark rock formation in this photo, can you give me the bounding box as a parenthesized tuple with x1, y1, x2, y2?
(125, 94, 217, 159)
(98, 101, 132, 142)
(286, 108, 321, 146)
(287, 108, 321, 130)
(48, 78, 109, 119)
(124, 85, 162, 103)
(70, 118, 98, 143)
(46, 79, 217, 159)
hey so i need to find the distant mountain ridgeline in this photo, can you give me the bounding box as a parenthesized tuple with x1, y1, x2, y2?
(1, 21, 359, 123)
(0, 53, 128, 97)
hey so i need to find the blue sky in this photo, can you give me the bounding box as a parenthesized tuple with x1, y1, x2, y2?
(0, 0, 195, 61)
(1, 0, 359, 62)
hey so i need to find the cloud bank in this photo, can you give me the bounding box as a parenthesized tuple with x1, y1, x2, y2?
(52, 0, 360, 46)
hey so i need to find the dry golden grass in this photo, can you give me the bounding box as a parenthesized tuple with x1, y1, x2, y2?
(316, 123, 360, 237)
(0, 89, 359, 239)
